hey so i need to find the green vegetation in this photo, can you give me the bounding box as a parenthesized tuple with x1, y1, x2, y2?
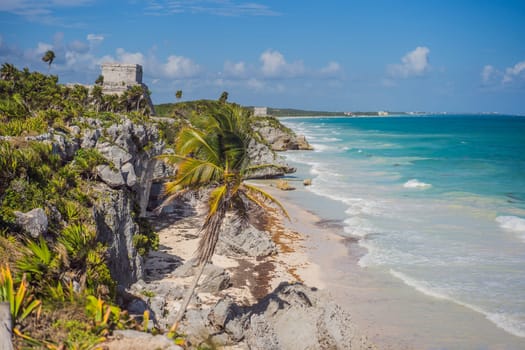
(0, 63, 160, 347)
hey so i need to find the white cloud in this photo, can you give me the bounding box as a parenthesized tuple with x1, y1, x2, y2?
(247, 78, 264, 90)
(260, 49, 304, 78)
(114, 48, 145, 65)
(87, 34, 104, 42)
(481, 65, 497, 84)
(223, 60, 246, 78)
(1, 0, 93, 24)
(35, 42, 53, 54)
(68, 39, 89, 53)
(388, 46, 430, 78)
(503, 61, 525, 83)
(320, 61, 341, 75)
(163, 55, 201, 78)
(144, 1, 280, 17)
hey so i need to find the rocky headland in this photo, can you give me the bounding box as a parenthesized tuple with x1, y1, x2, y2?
(0, 65, 371, 349)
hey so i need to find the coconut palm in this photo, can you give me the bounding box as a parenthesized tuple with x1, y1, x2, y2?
(175, 90, 182, 101)
(41, 50, 56, 69)
(90, 85, 104, 112)
(219, 91, 228, 103)
(159, 104, 288, 332)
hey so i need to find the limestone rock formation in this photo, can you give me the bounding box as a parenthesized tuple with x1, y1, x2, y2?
(14, 208, 48, 238)
(246, 138, 295, 178)
(216, 215, 277, 258)
(181, 283, 373, 350)
(253, 117, 313, 151)
(93, 186, 144, 287)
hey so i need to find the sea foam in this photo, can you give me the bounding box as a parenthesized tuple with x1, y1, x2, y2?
(496, 216, 525, 243)
(390, 269, 525, 338)
(403, 179, 432, 189)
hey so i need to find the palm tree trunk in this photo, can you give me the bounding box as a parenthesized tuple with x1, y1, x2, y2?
(169, 200, 227, 333)
(169, 261, 207, 333)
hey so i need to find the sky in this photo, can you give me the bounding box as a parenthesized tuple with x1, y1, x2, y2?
(1, 0, 525, 114)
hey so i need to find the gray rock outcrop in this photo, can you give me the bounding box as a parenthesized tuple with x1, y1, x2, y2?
(14, 208, 48, 238)
(181, 283, 373, 350)
(247, 139, 294, 178)
(253, 117, 313, 151)
(93, 186, 144, 287)
(216, 215, 276, 258)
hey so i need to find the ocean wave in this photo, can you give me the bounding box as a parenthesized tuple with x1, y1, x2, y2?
(403, 179, 432, 189)
(321, 137, 342, 142)
(389, 269, 525, 338)
(496, 216, 525, 242)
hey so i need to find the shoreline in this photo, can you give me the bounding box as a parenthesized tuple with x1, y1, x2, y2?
(145, 177, 525, 349)
(261, 178, 525, 350)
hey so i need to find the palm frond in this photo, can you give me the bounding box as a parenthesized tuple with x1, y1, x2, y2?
(241, 183, 290, 220)
(163, 158, 222, 196)
(176, 127, 220, 164)
(243, 163, 287, 177)
(207, 185, 228, 220)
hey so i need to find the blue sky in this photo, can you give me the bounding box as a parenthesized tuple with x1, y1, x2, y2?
(1, 0, 525, 114)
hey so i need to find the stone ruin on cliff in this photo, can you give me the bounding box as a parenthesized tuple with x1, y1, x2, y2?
(100, 63, 155, 114)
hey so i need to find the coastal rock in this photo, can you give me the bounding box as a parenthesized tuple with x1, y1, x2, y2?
(81, 127, 101, 148)
(198, 266, 231, 293)
(200, 282, 372, 350)
(97, 143, 133, 166)
(246, 139, 293, 178)
(93, 185, 144, 287)
(14, 208, 48, 238)
(254, 117, 313, 151)
(52, 132, 80, 160)
(216, 215, 276, 258)
(121, 162, 137, 187)
(96, 164, 126, 188)
(126, 298, 149, 316)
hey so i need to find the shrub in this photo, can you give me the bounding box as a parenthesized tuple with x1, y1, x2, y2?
(0, 264, 42, 327)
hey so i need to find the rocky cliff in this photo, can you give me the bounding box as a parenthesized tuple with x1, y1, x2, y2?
(253, 116, 313, 151)
(2, 112, 306, 290)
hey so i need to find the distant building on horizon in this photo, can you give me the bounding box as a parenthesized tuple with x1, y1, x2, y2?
(254, 107, 268, 116)
(378, 111, 389, 116)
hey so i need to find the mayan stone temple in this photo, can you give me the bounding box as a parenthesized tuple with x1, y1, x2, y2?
(101, 63, 155, 114)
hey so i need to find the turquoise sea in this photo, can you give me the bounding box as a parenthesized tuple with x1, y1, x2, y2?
(280, 115, 525, 338)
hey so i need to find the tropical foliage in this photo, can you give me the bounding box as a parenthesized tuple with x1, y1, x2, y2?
(41, 50, 56, 68)
(0, 63, 158, 346)
(0, 264, 42, 327)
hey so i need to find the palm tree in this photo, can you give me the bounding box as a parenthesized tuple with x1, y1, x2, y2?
(90, 85, 104, 112)
(219, 91, 229, 103)
(1, 63, 18, 81)
(159, 104, 288, 332)
(41, 50, 56, 69)
(175, 90, 183, 101)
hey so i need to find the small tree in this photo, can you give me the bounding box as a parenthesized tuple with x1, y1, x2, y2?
(95, 75, 104, 85)
(175, 90, 183, 101)
(219, 91, 228, 104)
(41, 50, 56, 69)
